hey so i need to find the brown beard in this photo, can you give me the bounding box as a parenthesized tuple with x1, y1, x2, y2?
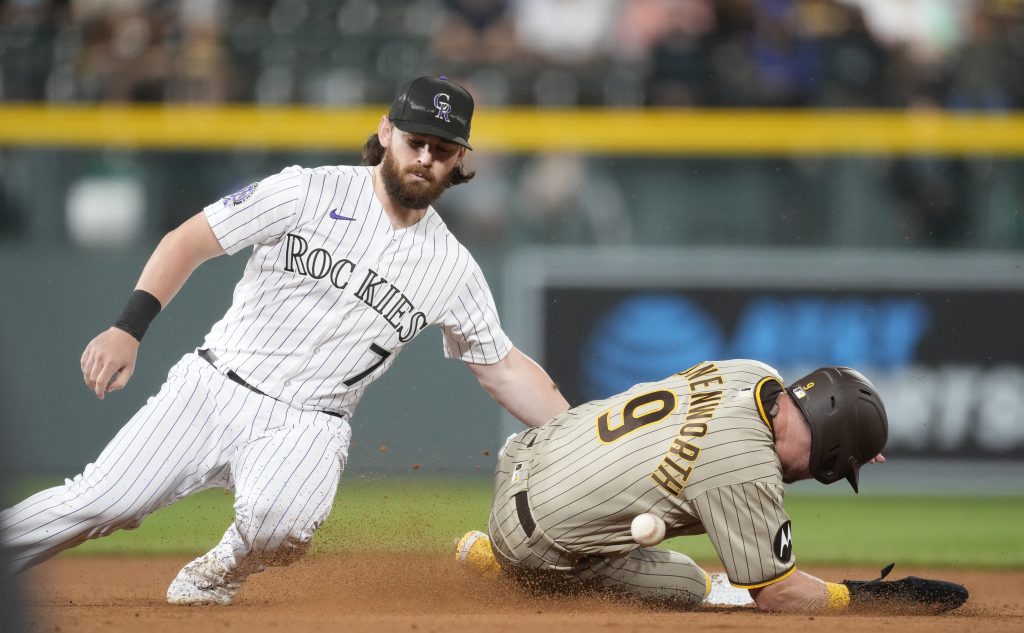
(379, 147, 453, 210)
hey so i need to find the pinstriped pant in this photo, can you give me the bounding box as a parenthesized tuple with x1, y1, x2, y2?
(488, 431, 709, 607)
(1, 352, 351, 573)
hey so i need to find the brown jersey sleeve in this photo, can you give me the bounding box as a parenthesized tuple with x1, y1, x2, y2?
(688, 481, 796, 588)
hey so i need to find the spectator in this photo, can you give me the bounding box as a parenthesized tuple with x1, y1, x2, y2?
(103, 5, 173, 102)
(624, 0, 718, 106)
(944, 3, 1022, 111)
(803, 0, 889, 107)
(515, 154, 634, 245)
(0, 0, 67, 100)
(171, 0, 231, 102)
(746, 0, 820, 107)
(1, 0, 1020, 110)
(512, 0, 620, 64)
(431, 0, 518, 64)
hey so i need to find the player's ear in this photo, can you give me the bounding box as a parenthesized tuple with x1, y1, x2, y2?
(378, 116, 393, 148)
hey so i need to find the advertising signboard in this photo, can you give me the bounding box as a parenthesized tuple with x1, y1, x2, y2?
(504, 248, 1024, 458)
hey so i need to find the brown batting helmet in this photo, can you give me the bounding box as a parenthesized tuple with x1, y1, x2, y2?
(786, 367, 888, 493)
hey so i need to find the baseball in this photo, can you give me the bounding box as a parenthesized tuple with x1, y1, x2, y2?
(630, 513, 666, 546)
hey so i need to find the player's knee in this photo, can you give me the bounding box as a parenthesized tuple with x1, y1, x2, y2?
(236, 517, 312, 566)
(236, 498, 327, 565)
(258, 533, 311, 567)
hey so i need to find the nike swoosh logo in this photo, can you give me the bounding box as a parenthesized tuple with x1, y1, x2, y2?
(329, 209, 356, 221)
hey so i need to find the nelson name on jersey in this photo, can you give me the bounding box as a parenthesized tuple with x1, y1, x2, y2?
(283, 232, 428, 343)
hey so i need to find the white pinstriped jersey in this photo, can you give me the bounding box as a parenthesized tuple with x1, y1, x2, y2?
(517, 359, 794, 587)
(200, 164, 511, 416)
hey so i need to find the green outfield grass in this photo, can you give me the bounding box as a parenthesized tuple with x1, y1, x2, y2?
(10, 476, 1024, 568)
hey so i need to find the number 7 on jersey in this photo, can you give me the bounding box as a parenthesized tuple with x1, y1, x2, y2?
(343, 343, 392, 386)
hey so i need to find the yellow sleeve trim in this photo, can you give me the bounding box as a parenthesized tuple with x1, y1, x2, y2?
(826, 582, 851, 610)
(730, 565, 797, 589)
(754, 376, 782, 433)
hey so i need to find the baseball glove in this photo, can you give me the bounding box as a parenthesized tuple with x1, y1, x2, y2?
(843, 563, 968, 613)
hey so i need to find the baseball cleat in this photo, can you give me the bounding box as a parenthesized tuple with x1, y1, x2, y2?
(454, 530, 502, 578)
(703, 572, 755, 607)
(166, 551, 253, 606)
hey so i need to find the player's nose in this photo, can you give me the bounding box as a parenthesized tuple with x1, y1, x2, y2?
(417, 146, 435, 166)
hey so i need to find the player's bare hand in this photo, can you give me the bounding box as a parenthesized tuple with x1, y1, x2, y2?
(80, 327, 139, 400)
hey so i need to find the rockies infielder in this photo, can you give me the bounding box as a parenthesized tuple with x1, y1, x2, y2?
(2, 76, 570, 605)
(458, 360, 967, 613)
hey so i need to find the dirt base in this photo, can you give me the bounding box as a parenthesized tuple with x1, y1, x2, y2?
(19, 555, 1024, 633)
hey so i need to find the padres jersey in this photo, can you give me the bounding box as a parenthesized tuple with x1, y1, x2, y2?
(201, 165, 511, 416)
(516, 359, 793, 588)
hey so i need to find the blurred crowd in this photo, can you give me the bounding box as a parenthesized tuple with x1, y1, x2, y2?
(0, 0, 1021, 251)
(1, 0, 1023, 110)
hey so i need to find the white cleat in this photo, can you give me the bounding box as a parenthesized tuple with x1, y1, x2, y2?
(703, 572, 755, 608)
(166, 551, 254, 606)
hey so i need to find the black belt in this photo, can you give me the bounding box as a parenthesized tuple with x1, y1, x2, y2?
(514, 490, 536, 538)
(198, 348, 265, 396)
(197, 348, 343, 419)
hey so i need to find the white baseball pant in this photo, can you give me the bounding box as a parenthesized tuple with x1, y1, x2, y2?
(1, 352, 351, 573)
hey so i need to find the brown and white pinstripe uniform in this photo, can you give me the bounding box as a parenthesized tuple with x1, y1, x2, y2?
(488, 359, 794, 605)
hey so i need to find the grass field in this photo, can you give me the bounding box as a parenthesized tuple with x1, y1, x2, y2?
(11, 476, 1024, 568)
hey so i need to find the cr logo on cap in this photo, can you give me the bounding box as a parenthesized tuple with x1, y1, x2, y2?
(433, 92, 452, 122)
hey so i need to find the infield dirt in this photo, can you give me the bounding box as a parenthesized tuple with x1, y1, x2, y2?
(20, 555, 1024, 632)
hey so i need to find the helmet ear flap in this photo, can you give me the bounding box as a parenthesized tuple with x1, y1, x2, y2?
(819, 450, 839, 479)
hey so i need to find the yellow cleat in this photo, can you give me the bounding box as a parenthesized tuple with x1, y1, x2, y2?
(455, 530, 502, 578)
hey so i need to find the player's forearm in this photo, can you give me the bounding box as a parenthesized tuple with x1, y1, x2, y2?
(750, 570, 832, 613)
(751, 567, 968, 614)
(135, 212, 224, 306)
(470, 347, 569, 428)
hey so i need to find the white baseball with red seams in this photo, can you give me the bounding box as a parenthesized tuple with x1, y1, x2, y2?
(630, 513, 667, 547)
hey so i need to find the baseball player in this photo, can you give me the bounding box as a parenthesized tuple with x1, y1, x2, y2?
(457, 360, 968, 613)
(1, 75, 570, 605)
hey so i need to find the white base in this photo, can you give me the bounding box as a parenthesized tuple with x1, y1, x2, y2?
(704, 573, 755, 608)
